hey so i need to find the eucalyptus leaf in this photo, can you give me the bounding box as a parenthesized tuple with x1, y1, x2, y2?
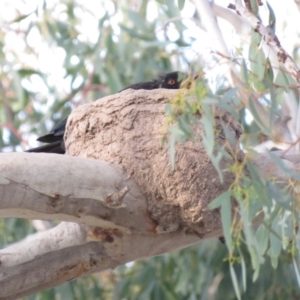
(230, 265, 241, 300)
(239, 249, 247, 291)
(209, 191, 231, 210)
(255, 224, 269, 256)
(220, 192, 232, 250)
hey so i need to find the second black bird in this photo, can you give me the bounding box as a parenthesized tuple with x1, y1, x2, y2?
(26, 71, 188, 154)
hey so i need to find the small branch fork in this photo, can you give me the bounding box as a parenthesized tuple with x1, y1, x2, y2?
(229, 0, 300, 84)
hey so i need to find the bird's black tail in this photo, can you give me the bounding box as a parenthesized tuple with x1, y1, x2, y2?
(25, 72, 192, 155)
(26, 141, 65, 154)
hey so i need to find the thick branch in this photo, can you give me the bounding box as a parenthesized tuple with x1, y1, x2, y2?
(0, 221, 204, 300)
(0, 153, 151, 233)
(0, 152, 205, 299)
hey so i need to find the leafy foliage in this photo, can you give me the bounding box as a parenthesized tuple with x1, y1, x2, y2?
(163, 2, 300, 298)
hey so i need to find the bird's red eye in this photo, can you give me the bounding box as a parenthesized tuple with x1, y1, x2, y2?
(168, 79, 176, 85)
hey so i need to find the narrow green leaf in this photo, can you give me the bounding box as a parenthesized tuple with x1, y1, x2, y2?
(178, 116, 193, 138)
(221, 193, 232, 250)
(247, 197, 263, 222)
(221, 88, 237, 104)
(210, 151, 224, 182)
(106, 67, 123, 93)
(221, 122, 236, 147)
(249, 246, 260, 281)
(249, 41, 266, 81)
(255, 224, 269, 255)
(201, 105, 214, 156)
(246, 160, 263, 183)
(202, 97, 219, 105)
(169, 126, 187, 142)
(99, 12, 109, 28)
(268, 214, 282, 266)
(246, 160, 271, 207)
(152, 284, 165, 299)
(10, 12, 34, 23)
(241, 59, 249, 84)
(266, 181, 293, 211)
(270, 255, 278, 269)
(209, 191, 231, 210)
(177, 0, 185, 10)
(240, 204, 254, 245)
(165, 103, 172, 115)
(230, 265, 241, 300)
(127, 10, 148, 32)
(140, 281, 156, 298)
(18, 68, 43, 77)
(239, 249, 247, 291)
(274, 69, 291, 90)
(248, 98, 271, 136)
(293, 257, 300, 287)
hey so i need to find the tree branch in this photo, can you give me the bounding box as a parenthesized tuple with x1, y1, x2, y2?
(0, 152, 205, 299)
(0, 153, 151, 232)
(232, 0, 300, 83)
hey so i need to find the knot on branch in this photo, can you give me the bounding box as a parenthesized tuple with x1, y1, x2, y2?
(104, 186, 129, 208)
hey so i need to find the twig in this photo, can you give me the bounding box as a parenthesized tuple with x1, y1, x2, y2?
(231, 0, 300, 84)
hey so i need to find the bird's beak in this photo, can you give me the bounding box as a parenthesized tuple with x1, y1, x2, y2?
(180, 72, 203, 89)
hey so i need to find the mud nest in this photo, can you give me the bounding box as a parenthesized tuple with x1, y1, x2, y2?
(65, 89, 242, 237)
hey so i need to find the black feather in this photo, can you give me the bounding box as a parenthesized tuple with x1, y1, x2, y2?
(26, 141, 65, 154)
(26, 71, 188, 154)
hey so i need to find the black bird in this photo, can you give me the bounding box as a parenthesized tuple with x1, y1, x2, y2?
(26, 71, 190, 154)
